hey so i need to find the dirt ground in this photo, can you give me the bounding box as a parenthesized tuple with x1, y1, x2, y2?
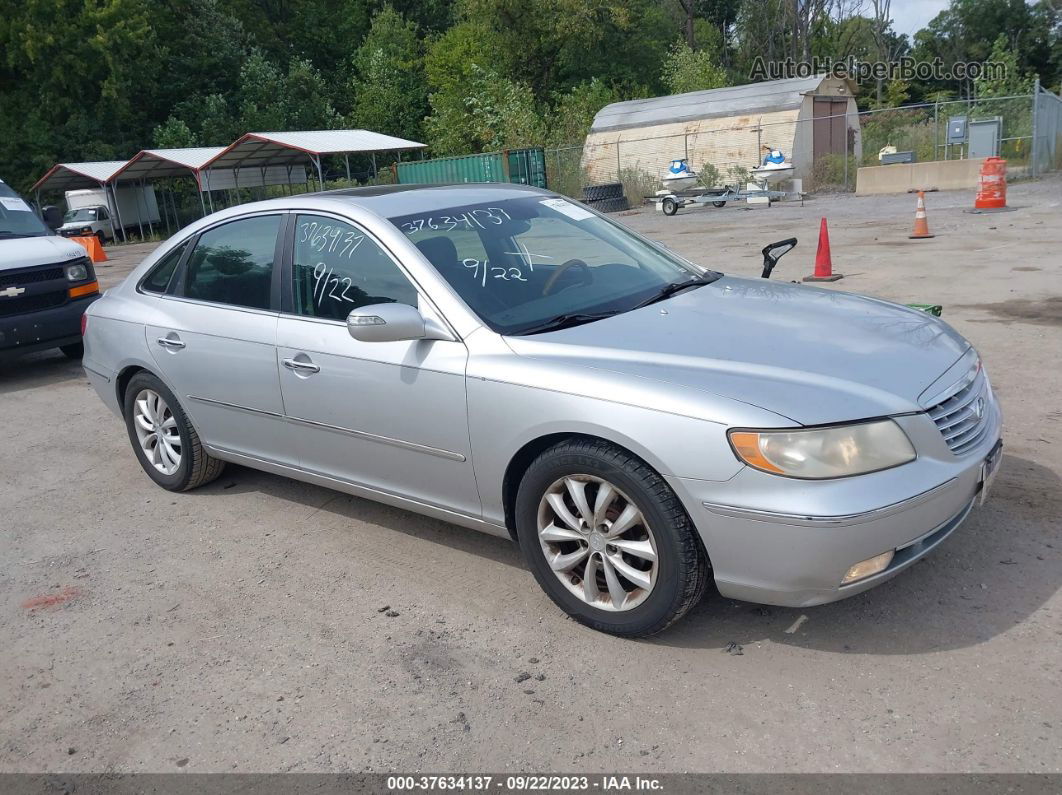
(1, 176, 1060, 774)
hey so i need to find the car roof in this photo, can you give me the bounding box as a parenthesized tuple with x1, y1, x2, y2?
(313, 182, 553, 217)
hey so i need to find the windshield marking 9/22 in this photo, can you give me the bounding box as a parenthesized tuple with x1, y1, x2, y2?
(389, 196, 716, 336)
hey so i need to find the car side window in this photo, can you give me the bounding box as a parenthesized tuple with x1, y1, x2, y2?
(141, 241, 188, 294)
(183, 215, 281, 310)
(293, 214, 418, 322)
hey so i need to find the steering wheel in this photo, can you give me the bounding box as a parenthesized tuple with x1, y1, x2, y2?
(542, 258, 591, 296)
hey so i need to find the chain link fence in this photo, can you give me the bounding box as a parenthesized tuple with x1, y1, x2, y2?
(544, 89, 1060, 204)
(1032, 82, 1062, 176)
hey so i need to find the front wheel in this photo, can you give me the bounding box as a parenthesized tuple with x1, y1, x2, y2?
(123, 372, 225, 491)
(515, 439, 709, 637)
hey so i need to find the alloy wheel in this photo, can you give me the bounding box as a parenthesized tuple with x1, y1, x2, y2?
(536, 475, 658, 611)
(132, 388, 182, 475)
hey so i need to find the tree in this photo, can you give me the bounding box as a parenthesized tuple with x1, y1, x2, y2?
(238, 52, 288, 133)
(425, 64, 543, 154)
(349, 7, 429, 141)
(281, 58, 341, 131)
(912, 0, 1057, 98)
(153, 118, 198, 149)
(661, 40, 728, 94)
(545, 79, 619, 146)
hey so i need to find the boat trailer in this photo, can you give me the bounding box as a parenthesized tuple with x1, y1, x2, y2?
(652, 183, 802, 217)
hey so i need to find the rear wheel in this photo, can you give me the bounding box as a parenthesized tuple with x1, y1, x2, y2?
(122, 372, 225, 491)
(661, 197, 678, 216)
(712, 200, 727, 208)
(516, 438, 708, 637)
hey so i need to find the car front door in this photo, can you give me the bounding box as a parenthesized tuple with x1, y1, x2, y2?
(146, 212, 297, 465)
(276, 212, 479, 518)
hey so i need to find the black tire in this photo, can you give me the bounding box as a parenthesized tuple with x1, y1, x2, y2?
(712, 200, 727, 208)
(515, 438, 709, 637)
(661, 196, 678, 216)
(582, 182, 624, 202)
(95, 230, 106, 246)
(59, 342, 84, 359)
(586, 196, 630, 214)
(122, 372, 225, 492)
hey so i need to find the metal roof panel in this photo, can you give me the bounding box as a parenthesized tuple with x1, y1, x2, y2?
(590, 76, 828, 133)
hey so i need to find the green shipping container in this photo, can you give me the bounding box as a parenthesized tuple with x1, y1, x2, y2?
(396, 148, 547, 189)
(506, 148, 548, 188)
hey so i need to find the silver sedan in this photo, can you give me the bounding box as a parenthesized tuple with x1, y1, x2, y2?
(82, 185, 1003, 636)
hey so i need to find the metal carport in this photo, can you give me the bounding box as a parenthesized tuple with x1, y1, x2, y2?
(31, 161, 128, 237)
(111, 147, 225, 230)
(202, 129, 426, 188)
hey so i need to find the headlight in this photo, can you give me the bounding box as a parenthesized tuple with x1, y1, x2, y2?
(728, 419, 915, 479)
(64, 259, 91, 282)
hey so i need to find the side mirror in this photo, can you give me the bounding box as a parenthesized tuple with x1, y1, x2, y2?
(346, 303, 451, 343)
(42, 206, 63, 230)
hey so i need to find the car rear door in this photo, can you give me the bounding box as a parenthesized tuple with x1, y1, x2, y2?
(145, 212, 297, 465)
(275, 212, 479, 517)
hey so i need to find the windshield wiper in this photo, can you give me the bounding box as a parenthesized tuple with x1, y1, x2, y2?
(632, 271, 721, 310)
(511, 311, 620, 336)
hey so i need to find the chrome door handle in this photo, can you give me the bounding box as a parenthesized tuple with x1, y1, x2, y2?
(156, 337, 185, 350)
(282, 357, 320, 374)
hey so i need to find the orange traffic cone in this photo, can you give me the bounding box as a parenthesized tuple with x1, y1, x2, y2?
(803, 217, 843, 282)
(909, 191, 934, 239)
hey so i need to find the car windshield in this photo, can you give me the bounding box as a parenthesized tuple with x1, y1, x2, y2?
(64, 208, 98, 222)
(0, 182, 49, 238)
(389, 195, 716, 335)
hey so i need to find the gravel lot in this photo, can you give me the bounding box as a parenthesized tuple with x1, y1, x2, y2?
(2, 176, 1060, 773)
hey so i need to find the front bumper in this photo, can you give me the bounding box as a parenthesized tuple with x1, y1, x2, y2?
(0, 294, 97, 356)
(669, 407, 1003, 607)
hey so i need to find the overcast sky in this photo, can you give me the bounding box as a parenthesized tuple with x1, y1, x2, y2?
(888, 0, 950, 39)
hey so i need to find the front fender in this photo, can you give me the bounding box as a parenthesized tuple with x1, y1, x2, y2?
(467, 376, 777, 527)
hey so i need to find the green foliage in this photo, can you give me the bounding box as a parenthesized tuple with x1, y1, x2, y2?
(616, 167, 657, 205)
(661, 40, 728, 95)
(544, 79, 618, 147)
(975, 34, 1034, 97)
(858, 108, 938, 166)
(153, 118, 198, 149)
(1, 0, 1058, 196)
(697, 162, 722, 189)
(426, 64, 543, 154)
(349, 7, 429, 142)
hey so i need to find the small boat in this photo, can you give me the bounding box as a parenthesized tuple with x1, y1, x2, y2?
(661, 159, 699, 192)
(750, 159, 795, 186)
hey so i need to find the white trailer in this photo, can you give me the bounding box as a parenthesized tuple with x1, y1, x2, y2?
(65, 185, 161, 238)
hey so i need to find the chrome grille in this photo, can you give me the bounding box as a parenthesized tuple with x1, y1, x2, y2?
(927, 366, 991, 456)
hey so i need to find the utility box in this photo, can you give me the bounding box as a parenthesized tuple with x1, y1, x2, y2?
(947, 117, 967, 145)
(880, 151, 916, 165)
(968, 117, 1003, 159)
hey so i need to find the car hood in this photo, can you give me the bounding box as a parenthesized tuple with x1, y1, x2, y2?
(503, 275, 970, 426)
(0, 235, 87, 270)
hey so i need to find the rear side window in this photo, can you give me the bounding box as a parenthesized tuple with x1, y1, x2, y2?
(183, 215, 281, 310)
(141, 242, 187, 293)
